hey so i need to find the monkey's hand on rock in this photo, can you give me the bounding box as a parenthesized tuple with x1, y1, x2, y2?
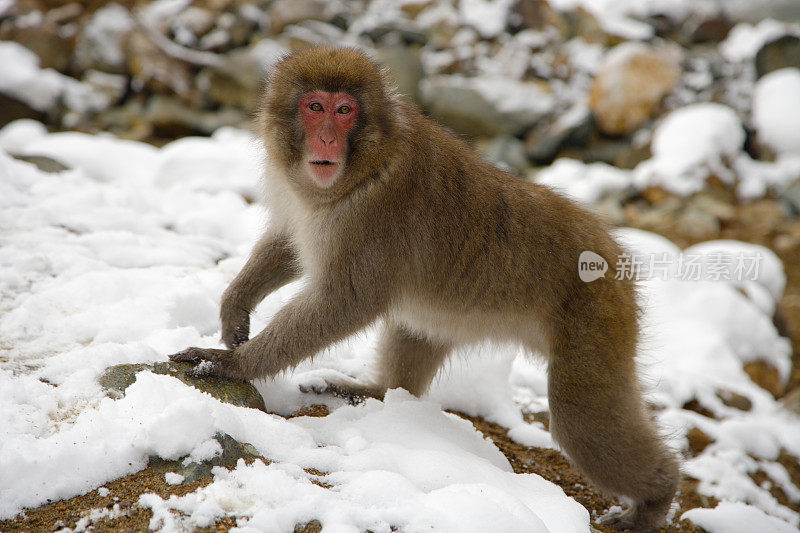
(169, 347, 246, 381)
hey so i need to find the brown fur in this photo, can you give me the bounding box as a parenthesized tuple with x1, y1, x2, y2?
(171, 47, 679, 532)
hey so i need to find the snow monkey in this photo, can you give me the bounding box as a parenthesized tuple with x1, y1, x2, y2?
(171, 47, 679, 531)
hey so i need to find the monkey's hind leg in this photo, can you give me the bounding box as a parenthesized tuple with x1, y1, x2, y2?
(376, 322, 451, 397)
(547, 325, 679, 532)
(301, 321, 451, 401)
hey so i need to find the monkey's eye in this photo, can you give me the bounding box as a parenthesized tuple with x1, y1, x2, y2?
(337, 105, 351, 114)
(309, 102, 323, 112)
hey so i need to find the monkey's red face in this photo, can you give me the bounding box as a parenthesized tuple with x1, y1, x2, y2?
(299, 91, 359, 187)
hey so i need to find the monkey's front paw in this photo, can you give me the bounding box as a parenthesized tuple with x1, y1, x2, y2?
(169, 347, 244, 381)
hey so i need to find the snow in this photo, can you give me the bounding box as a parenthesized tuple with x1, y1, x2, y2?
(533, 100, 799, 202)
(720, 19, 800, 63)
(534, 158, 633, 204)
(682, 501, 798, 533)
(165, 473, 185, 485)
(1, 120, 799, 531)
(752, 68, 800, 157)
(0, 41, 68, 111)
(0, 41, 110, 115)
(634, 103, 745, 195)
(77, 3, 134, 70)
(458, 0, 515, 39)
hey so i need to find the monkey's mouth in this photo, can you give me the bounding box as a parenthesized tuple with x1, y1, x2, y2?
(310, 160, 338, 166)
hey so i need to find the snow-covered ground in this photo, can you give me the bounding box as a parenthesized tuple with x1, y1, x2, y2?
(1, 120, 799, 532)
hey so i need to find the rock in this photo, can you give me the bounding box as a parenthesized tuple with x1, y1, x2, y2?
(169, 6, 216, 46)
(684, 12, 733, 43)
(93, 97, 152, 140)
(755, 35, 800, 78)
(686, 426, 713, 455)
(197, 52, 259, 109)
(524, 104, 594, 165)
(739, 199, 787, 234)
(510, 0, 567, 35)
(0, 93, 45, 125)
(82, 70, 127, 107)
(399, 0, 431, 20)
(98, 361, 267, 411)
(421, 80, 505, 137)
(743, 360, 786, 398)
(592, 195, 625, 225)
(716, 389, 753, 411)
(560, 135, 651, 169)
(361, 23, 428, 46)
(0, 20, 74, 72)
(589, 42, 681, 136)
(148, 432, 263, 483)
(688, 193, 736, 223)
(478, 135, 529, 174)
(74, 3, 135, 74)
(421, 76, 552, 137)
(375, 46, 424, 104)
(780, 179, 800, 217)
(781, 387, 800, 415)
(145, 95, 247, 137)
(269, 0, 326, 35)
(563, 7, 608, 45)
(126, 31, 193, 96)
(12, 154, 70, 173)
(675, 206, 721, 241)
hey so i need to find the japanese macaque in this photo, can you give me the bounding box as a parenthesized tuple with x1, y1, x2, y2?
(171, 47, 679, 532)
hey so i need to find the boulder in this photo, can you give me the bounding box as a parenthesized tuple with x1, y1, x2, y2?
(375, 46, 424, 104)
(269, 0, 327, 35)
(148, 432, 263, 483)
(755, 34, 800, 78)
(589, 42, 681, 136)
(421, 75, 553, 137)
(99, 361, 267, 411)
(126, 30, 194, 96)
(74, 3, 135, 74)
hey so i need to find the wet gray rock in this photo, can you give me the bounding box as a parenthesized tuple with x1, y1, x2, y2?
(524, 104, 594, 165)
(675, 206, 721, 241)
(148, 432, 263, 483)
(269, 0, 327, 35)
(12, 154, 70, 173)
(780, 179, 800, 217)
(145, 95, 248, 137)
(781, 387, 800, 415)
(74, 3, 134, 74)
(478, 135, 529, 174)
(375, 46, 424, 104)
(197, 50, 260, 109)
(126, 30, 194, 96)
(421, 76, 552, 137)
(755, 34, 800, 78)
(99, 361, 267, 411)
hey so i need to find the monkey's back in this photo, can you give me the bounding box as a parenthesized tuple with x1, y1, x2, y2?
(375, 105, 636, 341)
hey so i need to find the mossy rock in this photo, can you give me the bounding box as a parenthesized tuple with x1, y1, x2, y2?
(98, 361, 266, 411)
(148, 432, 263, 483)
